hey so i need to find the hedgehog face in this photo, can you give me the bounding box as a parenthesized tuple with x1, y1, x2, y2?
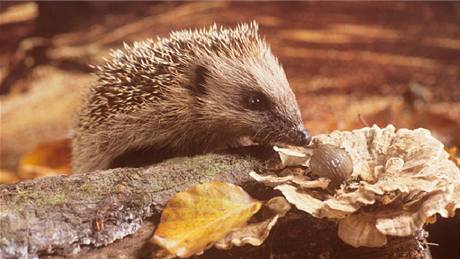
(238, 90, 311, 147)
(192, 53, 311, 148)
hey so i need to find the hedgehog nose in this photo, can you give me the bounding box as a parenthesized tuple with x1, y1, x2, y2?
(298, 128, 312, 146)
(290, 127, 311, 146)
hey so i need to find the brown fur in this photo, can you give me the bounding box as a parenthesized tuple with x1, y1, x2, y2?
(72, 22, 310, 173)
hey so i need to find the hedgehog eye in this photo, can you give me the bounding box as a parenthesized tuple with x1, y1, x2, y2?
(244, 92, 270, 111)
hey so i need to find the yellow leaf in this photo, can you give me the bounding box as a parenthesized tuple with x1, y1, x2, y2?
(0, 169, 20, 184)
(18, 138, 71, 179)
(152, 182, 262, 258)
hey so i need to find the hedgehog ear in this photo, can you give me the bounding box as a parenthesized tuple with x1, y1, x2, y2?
(189, 65, 209, 96)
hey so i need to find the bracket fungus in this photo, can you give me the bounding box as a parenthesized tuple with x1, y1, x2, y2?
(250, 125, 460, 247)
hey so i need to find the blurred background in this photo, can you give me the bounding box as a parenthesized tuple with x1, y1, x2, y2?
(0, 2, 459, 257)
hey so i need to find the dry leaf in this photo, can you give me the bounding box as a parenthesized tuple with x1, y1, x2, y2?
(152, 182, 262, 258)
(215, 197, 291, 249)
(215, 215, 278, 249)
(18, 138, 71, 179)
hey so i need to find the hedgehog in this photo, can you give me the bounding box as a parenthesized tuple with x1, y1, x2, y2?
(72, 22, 311, 173)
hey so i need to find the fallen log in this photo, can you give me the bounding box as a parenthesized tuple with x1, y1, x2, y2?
(0, 148, 431, 258)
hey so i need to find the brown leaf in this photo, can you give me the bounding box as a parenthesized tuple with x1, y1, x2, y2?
(446, 146, 460, 168)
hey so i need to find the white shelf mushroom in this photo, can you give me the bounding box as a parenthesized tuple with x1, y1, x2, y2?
(251, 125, 460, 247)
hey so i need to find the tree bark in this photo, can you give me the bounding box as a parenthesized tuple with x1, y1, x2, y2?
(0, 149, 431, 258)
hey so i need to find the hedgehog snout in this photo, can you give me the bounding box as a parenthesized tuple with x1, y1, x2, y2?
(287, 126, 311, 146)
(267, 124, 312, 147)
